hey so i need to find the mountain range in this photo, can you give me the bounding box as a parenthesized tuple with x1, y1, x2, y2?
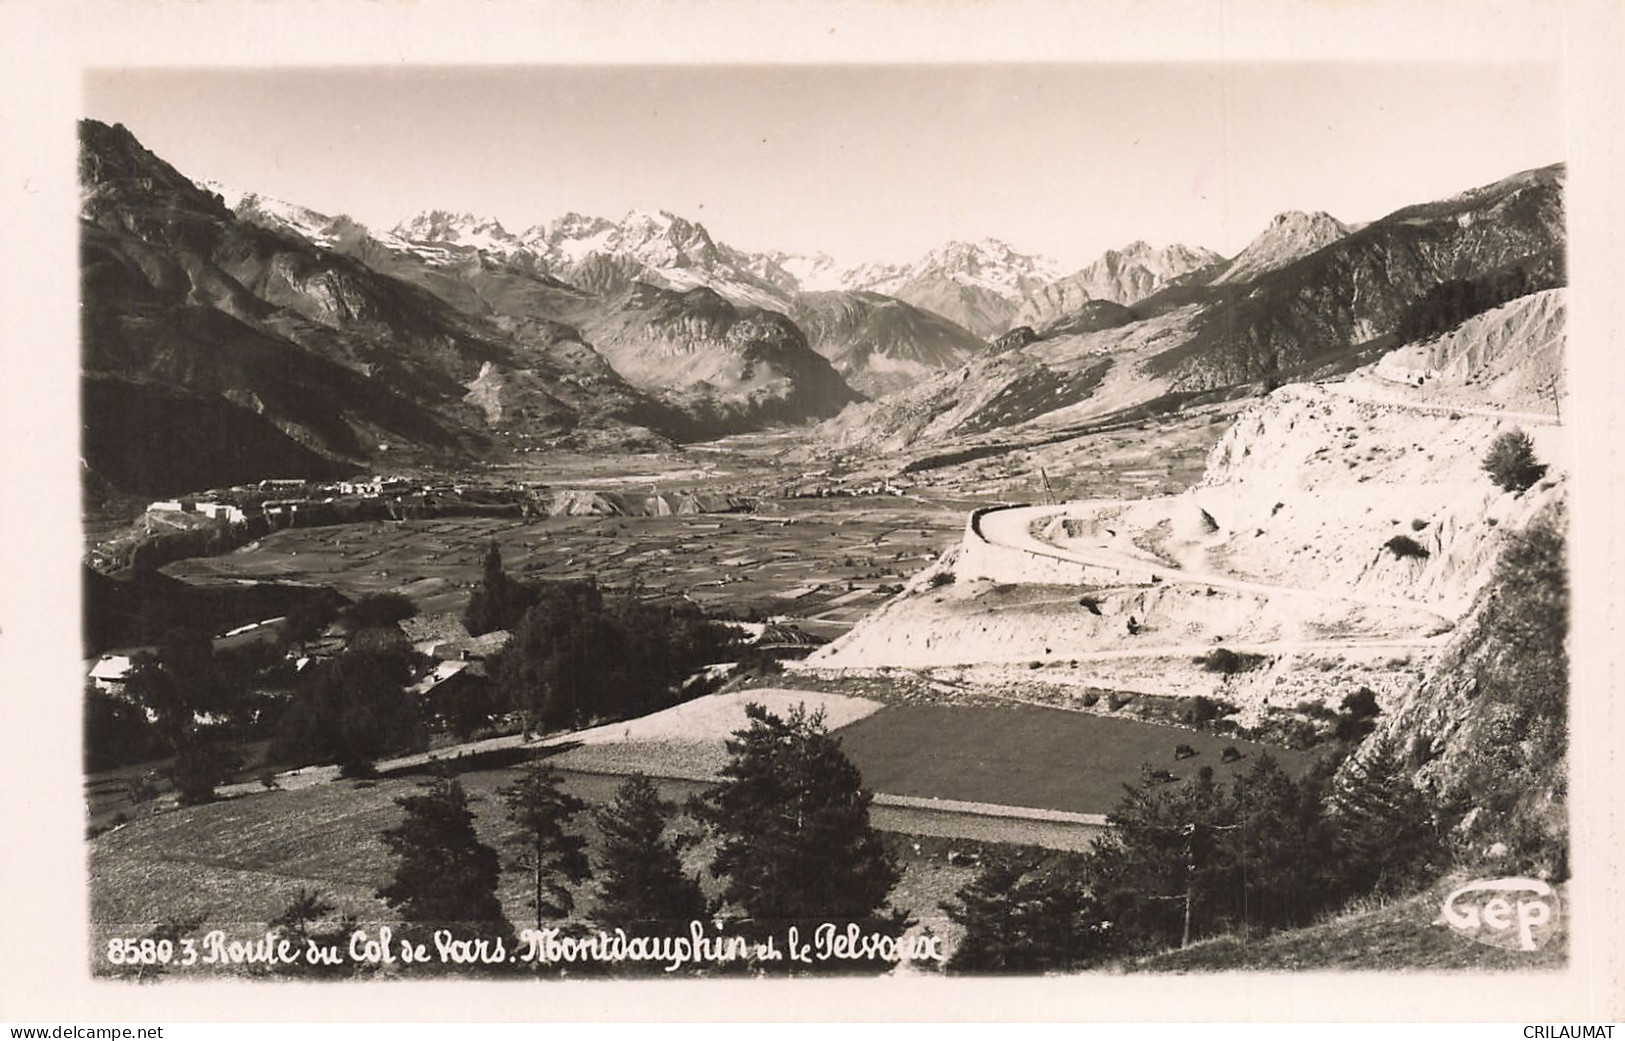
(80, 118, 1565, 496)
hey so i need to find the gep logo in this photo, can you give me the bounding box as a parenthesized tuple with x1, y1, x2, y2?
(1440, 877, 1560, 952)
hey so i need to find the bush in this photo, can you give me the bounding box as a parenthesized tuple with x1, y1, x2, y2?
(339, 592, 417, 630)
(1483, 429, 1547, 493)
(928, 571, 955, 588)
(1384, 535, 1430, 560)
(1176, 696, 1220, 726)
(1197, 648, 1266, 675)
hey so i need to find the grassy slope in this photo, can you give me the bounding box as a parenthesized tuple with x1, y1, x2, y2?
(836, 703, 1311, 816)
(87, 766, 982, 976)
(1130, 878, 1568, 972)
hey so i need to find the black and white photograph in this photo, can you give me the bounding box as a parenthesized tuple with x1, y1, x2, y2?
(2, 0, 1623, 1025)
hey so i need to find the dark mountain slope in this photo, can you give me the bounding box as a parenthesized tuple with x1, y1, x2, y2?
(79, 120, 672, 494)
(788, 290, 986, 397)
(1143, 164, 1565, 389)
(575, 283, 863, 435)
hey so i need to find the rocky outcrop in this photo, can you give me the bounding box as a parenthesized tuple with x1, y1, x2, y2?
(1013, 241, 1223, 329)
(1210, 211, 1349, 285)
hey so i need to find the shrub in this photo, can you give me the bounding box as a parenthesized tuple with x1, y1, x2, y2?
(1411, 518, 1429, 531)
(339, 592, 417, 630)
(1197, 648, 1266, 674)
(1384, 535, 1430, 560)
(928, 571, 955, 588)
(1482, 429, 1547, 493)
(1174, 743, 1197, 760)
(1176, 696, 1220, 726)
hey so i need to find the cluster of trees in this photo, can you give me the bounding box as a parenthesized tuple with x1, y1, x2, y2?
(357, 696, 1448, 976)
(947, 743, 1444, 970)
(1392, 257, 1563, 346)
(475, 543, 743, 732)
(88, 548, 745, 801)
(365, 703, 907, 976)
(270, 647, 423, 777)
(113, 628, 245, 804)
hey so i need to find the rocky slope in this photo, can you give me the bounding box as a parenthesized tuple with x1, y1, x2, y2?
(1012, 241, 1223, 330)
(1209, 210, 1349, 285)
(787, 290, 986, 397)
(391, 207, 797, 312)
(225, 189, 862, 439)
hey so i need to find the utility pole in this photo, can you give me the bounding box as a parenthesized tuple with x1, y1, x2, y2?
(1181, 822, 1197, 949)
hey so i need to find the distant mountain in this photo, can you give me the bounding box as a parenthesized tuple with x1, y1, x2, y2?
(788, 290, 987, 397)
(843, 239, 1064, 339)
(1210, 211, 1350, 285)
(228, 192, 862, 435)
(387, 207, 796, 311)
(817, 163, 1566, 455)
(80, 120, 670, 495)
(1013, 241, 1224, 331)
(575, 283, 861, 434)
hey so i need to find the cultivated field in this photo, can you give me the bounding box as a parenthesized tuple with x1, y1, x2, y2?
(164, 499, 965, 638)
(835, 702, 1311, 816)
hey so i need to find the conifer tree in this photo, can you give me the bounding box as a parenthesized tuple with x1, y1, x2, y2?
(1329, 736, 1442, 895)
(267, 888, 366, 979)
(593, 773, 710, 932)
(498, 763, 590, 930)
(942, 851, 1107, 973)
(377, 776, 513, 948)
(691, 703, 907, 949)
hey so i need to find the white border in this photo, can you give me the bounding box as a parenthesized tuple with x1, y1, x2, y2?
(1, 0, 1621, 1023)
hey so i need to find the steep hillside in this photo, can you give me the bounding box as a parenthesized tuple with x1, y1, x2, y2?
(1350, 495, 1568, 878)
(789, 290, 986, 397)
(81, 120, 672, 494)
(575, 283, 862, 434)
(811, 163, 1564, 458)
(1146, 164, 1565, 390)
(1013, 241, 1223, 330)
(1367, 288, 1565, 414)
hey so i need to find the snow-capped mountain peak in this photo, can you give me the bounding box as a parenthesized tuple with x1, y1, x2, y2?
(392, 210, 526, 255)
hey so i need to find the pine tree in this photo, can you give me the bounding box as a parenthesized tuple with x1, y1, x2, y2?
(1482, 428, 1546, 493)
(498, 763, 590, 930)
(691, 703, 908, 953)
(1227, 754, 1343, 931)
(267, 888, 366, 979)
(1329, 736, 1442, 895)
(1088, 764, 1239, 949)
(942, 851, 1106, 973)
(464, 541, 509, 636)
(593, 773, 710, 933)
(377, 776, 513, 949)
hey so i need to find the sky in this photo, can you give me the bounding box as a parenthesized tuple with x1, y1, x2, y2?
(86, 62, 1564, 275)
